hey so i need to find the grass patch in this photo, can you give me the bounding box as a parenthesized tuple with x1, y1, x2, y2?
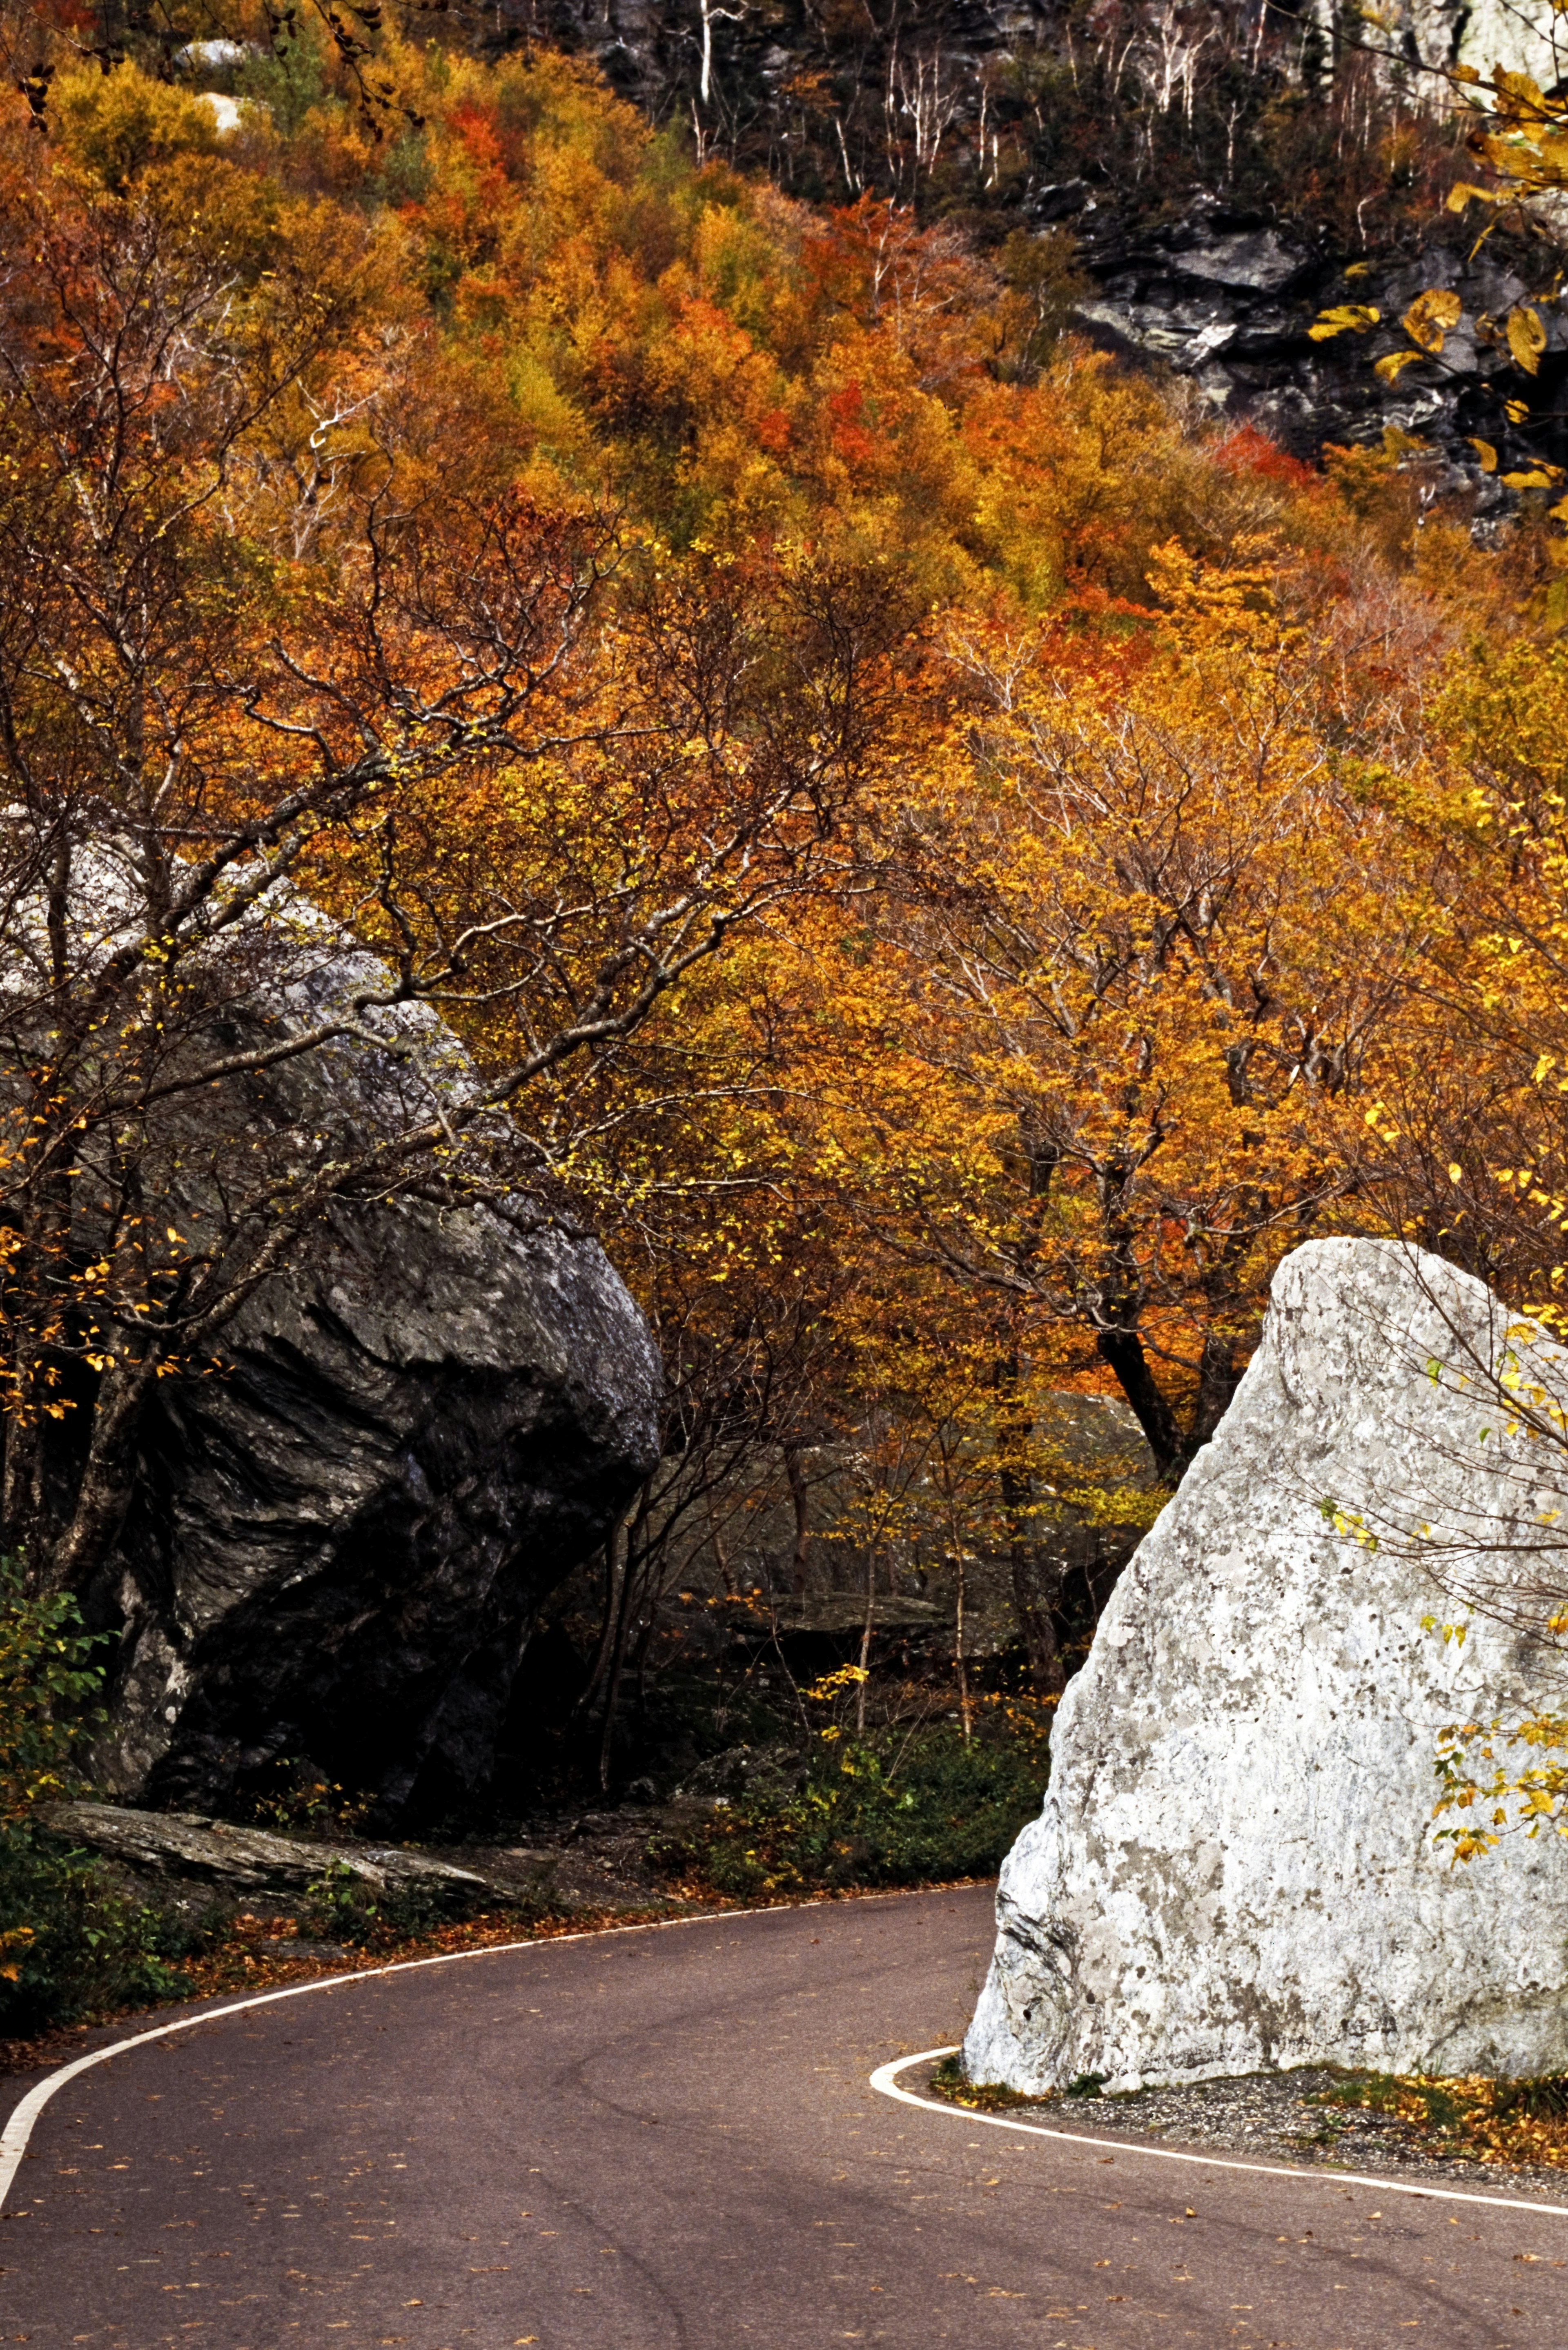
(926, 2056, 1112, 2112)
(1315, 2069, 1568, 2169)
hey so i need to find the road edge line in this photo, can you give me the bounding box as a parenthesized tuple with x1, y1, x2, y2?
(0, 1895, 832, 2212)
(869, 2046, 1568, 2220)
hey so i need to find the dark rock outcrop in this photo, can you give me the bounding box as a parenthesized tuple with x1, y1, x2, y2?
(1072, 193, 1568, 483)
(40, 1799, 701, 1922)
(104, 1182, 659, 1827)
(45, 876, 663, 1829)
(40, 1800, 516, 1905)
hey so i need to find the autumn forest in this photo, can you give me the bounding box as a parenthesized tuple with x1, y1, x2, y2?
(2, 0, 1568, 1891)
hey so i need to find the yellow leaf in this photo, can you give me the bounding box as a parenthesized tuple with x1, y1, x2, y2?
(1506, 303, 1548, 375)
(1447, 180, 1500, 210)
(1375, 348, 1428, 383)
(1401, 287, 1462, 352)
(1505, 397, 1531, 422)
(1503, 468, 1558, 488)
(1307, 303, 1381, 341)
(1470, 437, 1499, 472)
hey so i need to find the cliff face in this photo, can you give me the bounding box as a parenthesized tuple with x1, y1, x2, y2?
(490, 0, 1566, 476)
(1070, 196, 1565, 488)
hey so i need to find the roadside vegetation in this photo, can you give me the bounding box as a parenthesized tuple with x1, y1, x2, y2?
(0, 1573, 1050, 2043)
(1314, 2069, 1568, 2172)
(650, 1671, 1054, 1899)
(0, 1568, 198, 2034)
(931, 2054, 1568, 2174)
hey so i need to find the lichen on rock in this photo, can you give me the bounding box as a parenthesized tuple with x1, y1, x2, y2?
(963, 1236, 1568, 2093)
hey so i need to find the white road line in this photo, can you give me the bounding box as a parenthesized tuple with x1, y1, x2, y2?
(0, 1898, 832, 2213)
(870, 2046, 1568, 2219)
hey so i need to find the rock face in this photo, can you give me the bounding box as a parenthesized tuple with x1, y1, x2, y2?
(38, 1800, 677, 1919)
(60, 890, 662, 1828)
(964, 1237, 1568, 2093)
(105, 1185, 658, 1826)
(1072, 198, 1568, 483)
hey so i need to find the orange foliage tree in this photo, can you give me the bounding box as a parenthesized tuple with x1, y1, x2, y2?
(0, 92, 905, 1597)
(0, 28, 1548, 1725)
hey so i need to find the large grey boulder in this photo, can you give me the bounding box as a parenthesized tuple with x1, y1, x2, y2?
(105, 1180, 658, 1826)
(25, 864, 664, 1826)
(964, 1237, 1568, 2093)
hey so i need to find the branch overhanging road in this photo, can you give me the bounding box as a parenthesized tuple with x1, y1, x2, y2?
(1, 1883, 1564, 2348)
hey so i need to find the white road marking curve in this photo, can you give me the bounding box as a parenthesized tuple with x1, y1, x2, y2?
(870, 2046, 1568, 2220)
(0, 1898, 840, 2214)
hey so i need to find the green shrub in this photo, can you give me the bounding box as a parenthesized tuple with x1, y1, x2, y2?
(0, 1557, 105, 1828)
(298, 1857, 499, 1949)
(0, 1559, 201, 2030)
(655, 1722, 1045, 1898)
(0, 1830, 201, 2032)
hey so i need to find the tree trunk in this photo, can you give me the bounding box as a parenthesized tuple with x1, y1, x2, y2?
(783, 1443, 812, 1595)
(704, 1490, 737, 1596)
(1191, 1328, 1241, 1451)
(992, 1350, 1067, 1695)
(595, 1483, 653, 1793)
(1094, 1324, 1184, 1477)
(36, 1350, 159, 1597)
(575, 1514, 628, 1720)
(1000, 1467, 1066, 1697)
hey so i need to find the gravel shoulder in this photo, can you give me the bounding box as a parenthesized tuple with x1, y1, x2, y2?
(920, 2057, 1568, 2203)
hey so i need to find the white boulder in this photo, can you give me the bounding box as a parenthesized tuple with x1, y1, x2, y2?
(964, 1237, 1568, 2092)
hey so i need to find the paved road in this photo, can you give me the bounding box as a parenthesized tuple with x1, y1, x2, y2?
(3, 1883, 1566, 2349)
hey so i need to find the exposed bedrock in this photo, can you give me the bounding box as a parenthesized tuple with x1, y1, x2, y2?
(1070, 196, 1568, 486)
(964, 1236, 1568, 2092)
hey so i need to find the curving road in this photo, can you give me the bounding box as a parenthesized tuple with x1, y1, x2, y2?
(2, 1884, 1566, 2348)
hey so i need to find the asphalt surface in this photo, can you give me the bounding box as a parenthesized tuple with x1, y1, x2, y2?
(2, 1882, 1567, 2349)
